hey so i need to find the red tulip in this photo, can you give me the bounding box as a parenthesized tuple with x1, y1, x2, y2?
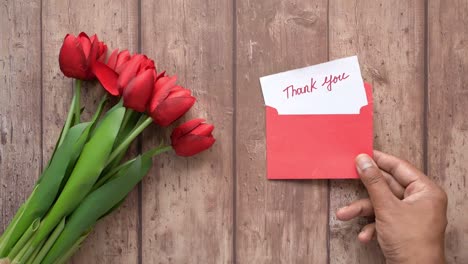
(106, 49, 131, 74)
(93, 54, 156, 112)
(171, 119, 215, 156)
(92, 35, 108, 63)
(148, 75, 196, 126)
(59, 32, 107, 80)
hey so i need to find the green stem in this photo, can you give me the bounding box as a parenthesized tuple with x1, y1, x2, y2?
(7, 219, 40, 260)
(74, 79, 81, 124)
(106, 116, 152, 166)
(94, 145, 172, 190)
(118, 109, 136, 138)
(12, 235, 33, 263)
(91, 95, 108, 124)
(30, 218, 65, 264)
(56, 79, 82, 148)
(103, 110, 142, 172)
(57, 96, 76, 148)
(24, 240, 45, 264)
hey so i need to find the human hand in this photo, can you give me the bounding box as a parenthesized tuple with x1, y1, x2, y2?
(336, 150, 448, 264)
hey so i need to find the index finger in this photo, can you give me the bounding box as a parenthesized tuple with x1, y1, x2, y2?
(373, 150, 426, 187)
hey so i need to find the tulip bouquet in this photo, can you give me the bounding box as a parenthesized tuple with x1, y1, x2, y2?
(0, 32, 215, 264)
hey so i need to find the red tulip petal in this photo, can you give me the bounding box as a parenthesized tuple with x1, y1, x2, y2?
(78, 32, 92, 58)
(137, 57, 155, 73)
(123, 69, 155, 112)
(173, 134, 215, 156)
(92, 61, 120, 96)
(151, 96, 196, 126)
(114, 51, 132, 74)
(59, 34, 88, 79)
(118, 54, 144, 91)
(117, 50, 131, 62)
(87, 37, 99, 66)
(191, 123, 214, 136)
(170, 118, 205, 142)
(156, 70, 166, 81)
(98, 44, 108, 62)
(115, 61, 129, 75)
(167, 87, 192, 98)
(116, 50, 131, 66)
(107, 49, 119, 69)
(149, 76, 177, 111)
(89, 33, 97, 43)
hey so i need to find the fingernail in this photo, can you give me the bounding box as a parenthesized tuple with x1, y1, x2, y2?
(356, 154, 374, 172)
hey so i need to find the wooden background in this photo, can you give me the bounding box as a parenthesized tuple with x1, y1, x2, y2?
(0, 0, 467, 263)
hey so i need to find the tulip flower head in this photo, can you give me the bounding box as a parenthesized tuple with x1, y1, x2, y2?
(106, 49, 131, 74)
(59, 32, 107, 80)
(149, 75, 196, 127)
(93, 54, 156, 112)
(171, 119, 215, 156)
(118, 55, 156, 112)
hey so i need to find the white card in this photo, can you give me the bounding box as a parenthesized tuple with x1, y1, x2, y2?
(260, 56, 368, 115)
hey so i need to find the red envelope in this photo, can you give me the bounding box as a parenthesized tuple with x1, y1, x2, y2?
(265, 82, 373, 179)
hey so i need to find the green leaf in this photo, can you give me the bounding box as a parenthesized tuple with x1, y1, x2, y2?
(93, 144, 171, 190)
(59, 95, 108, 192)
(42, 156, 152, 264)
(0, 203, 25, 245)
(0, 123, 91, 257)
(99, 197, 126, 220)
(52, 231, 90, 264)
(100, 109, 141, 174)
(32, 106, 125, 247)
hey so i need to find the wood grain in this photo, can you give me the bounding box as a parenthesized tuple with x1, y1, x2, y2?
(428, 1, 468, 263)
(328, 1, 425, 263)
(2, 1, 468, 263)
(140, 0, 234, 263)
(41, 1, 139, 263)
(0, 0, 42, 232)
(235, 1, 328, 263)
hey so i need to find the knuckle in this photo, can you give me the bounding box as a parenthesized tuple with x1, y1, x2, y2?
(401, 159, 411, 166)
(431, 180, 448, 196)
(437, 187, 448, 205)
(428, 183, 448, 206)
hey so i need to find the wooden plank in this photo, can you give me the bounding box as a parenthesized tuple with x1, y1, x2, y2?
(140, 1, 234, 263)
(41, 1, 139, 263)
(0, 0, 42, 231)
(428, 1, 468, 262)
(235, 1, 328, 263)
(328, 1, 426, 263)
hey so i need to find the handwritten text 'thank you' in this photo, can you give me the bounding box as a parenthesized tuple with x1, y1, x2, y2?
(282, 72, 350, 99)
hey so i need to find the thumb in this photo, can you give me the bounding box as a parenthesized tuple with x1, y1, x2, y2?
(356, 154, 397, 207)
